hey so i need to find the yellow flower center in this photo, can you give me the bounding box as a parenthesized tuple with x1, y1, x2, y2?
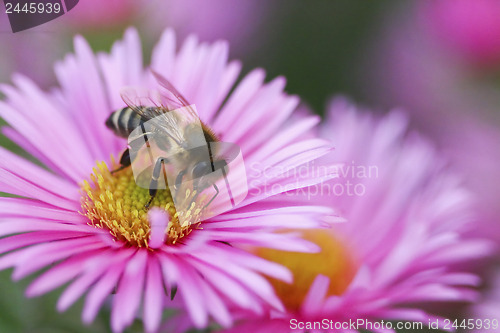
(256, 229, 358, 311)
(80, 159, 201, 248)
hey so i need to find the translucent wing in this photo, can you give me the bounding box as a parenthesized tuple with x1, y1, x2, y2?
(151, 70, 200, 120)
(120, 86, 185, 146)
(120, 86, 165, 120)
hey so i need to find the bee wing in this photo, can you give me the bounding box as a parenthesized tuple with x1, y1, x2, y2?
(120, 86, 186, 146)
(120, 86, 165, 120)
(151, 70, 200, 120)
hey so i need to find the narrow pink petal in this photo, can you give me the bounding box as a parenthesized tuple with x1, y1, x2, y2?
(82, 249, 133, 324)
(174, 261, 209, 328)
(157, 254, 180, 297)
(258, 139, 331, 170)
(0, 231, 91, 255)
(198, 276, 232, 328)
(70, 35, 112, 158)
(151, 28, 177, 79)
(301, 275, 330, 316)
(192, 41, 229, 118)
(212, 68, 266, 132)
(221, 76, 287, 144)
(10, 237, 106, 280)
(210, 60, 242, 122)
(0, 77, 94, 174)
(185, 257, 260, 312)
(57, 250, 123, 311)
(207, 244, 292, 283)
(436, 272, 481, 286)
(5, 75, 92, 156)
(190, 252, 284, 311)
(26, 249, 106, 297)
(241, 170, 338, 208)
(423, 240, 495, 265)
(143, 256, 164, 333)
(213, 200, 334, 220)
(111, 250, 148, 333)
(0, 169, 79, 211)
(172, 34, 199, 91)
(202, 231, 320, 253)
(244, 97, 301, 156)
(2, 127, 70, 179)
(0, 89, 94, 179)
(396, 284, 478, 303)
(206, 214, 330, 230)
(246, 112, 318, 160)
(0, 197, 85, 223)
(0, 218, 96, 238)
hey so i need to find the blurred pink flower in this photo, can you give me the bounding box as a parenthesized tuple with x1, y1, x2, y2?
(163, 0, 263, 43)
(367, 1, 500, 244)
(219, 98, 494, 333)
(421, 0, 500, 66)
(0, 28, 335, 333)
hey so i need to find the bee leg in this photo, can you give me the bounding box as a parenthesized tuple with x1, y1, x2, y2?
(174, 170, 187, 190)
(145, 189, 156, 210)
(111, 148, 131, 174)
(201, 159, 229, 210)
(145, 157, 168, 209)
(172, 169, 187, 203)
(201, 183, 219, 211)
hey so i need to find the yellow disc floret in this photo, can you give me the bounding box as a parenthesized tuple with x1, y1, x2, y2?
(81, 160, 200, 248)
(256, 229, 358, 311)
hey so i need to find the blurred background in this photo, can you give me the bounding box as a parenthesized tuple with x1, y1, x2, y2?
(1, 0, 499, 332)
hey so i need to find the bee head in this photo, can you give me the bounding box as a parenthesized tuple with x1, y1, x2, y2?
(192, 159, 227, 179)
(192, 160, 211, 180)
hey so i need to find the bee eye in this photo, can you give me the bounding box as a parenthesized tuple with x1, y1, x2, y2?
(192, 161, 211, 179)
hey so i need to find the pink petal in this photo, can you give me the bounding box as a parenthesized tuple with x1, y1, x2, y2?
(143, 256, 164, 333)
(111, 250, 148, 333)
(57, 250, 125, 311)
(82, 250, 133, 324)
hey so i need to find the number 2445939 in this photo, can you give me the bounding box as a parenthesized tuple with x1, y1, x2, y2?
(5, 2, 62, 14)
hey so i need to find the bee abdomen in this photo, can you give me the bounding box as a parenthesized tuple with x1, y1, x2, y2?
(105, 107, 143, 138)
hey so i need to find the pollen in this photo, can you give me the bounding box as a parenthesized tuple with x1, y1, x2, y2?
(256, 230, 359, 311)
(80, 159, 201, 248)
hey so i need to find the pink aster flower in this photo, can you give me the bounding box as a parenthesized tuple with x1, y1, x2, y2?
(219, 98, 494, 333)
(0, 28, 335, 333)
(366, 1, 500, 245)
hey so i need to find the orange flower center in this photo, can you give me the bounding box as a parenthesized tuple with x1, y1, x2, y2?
(256, 229, 358, 311)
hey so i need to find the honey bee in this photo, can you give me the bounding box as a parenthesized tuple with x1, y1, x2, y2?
(105, 71, 227, 210)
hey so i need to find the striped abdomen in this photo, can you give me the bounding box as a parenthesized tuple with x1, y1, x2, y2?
(105, 107, 144, 138)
